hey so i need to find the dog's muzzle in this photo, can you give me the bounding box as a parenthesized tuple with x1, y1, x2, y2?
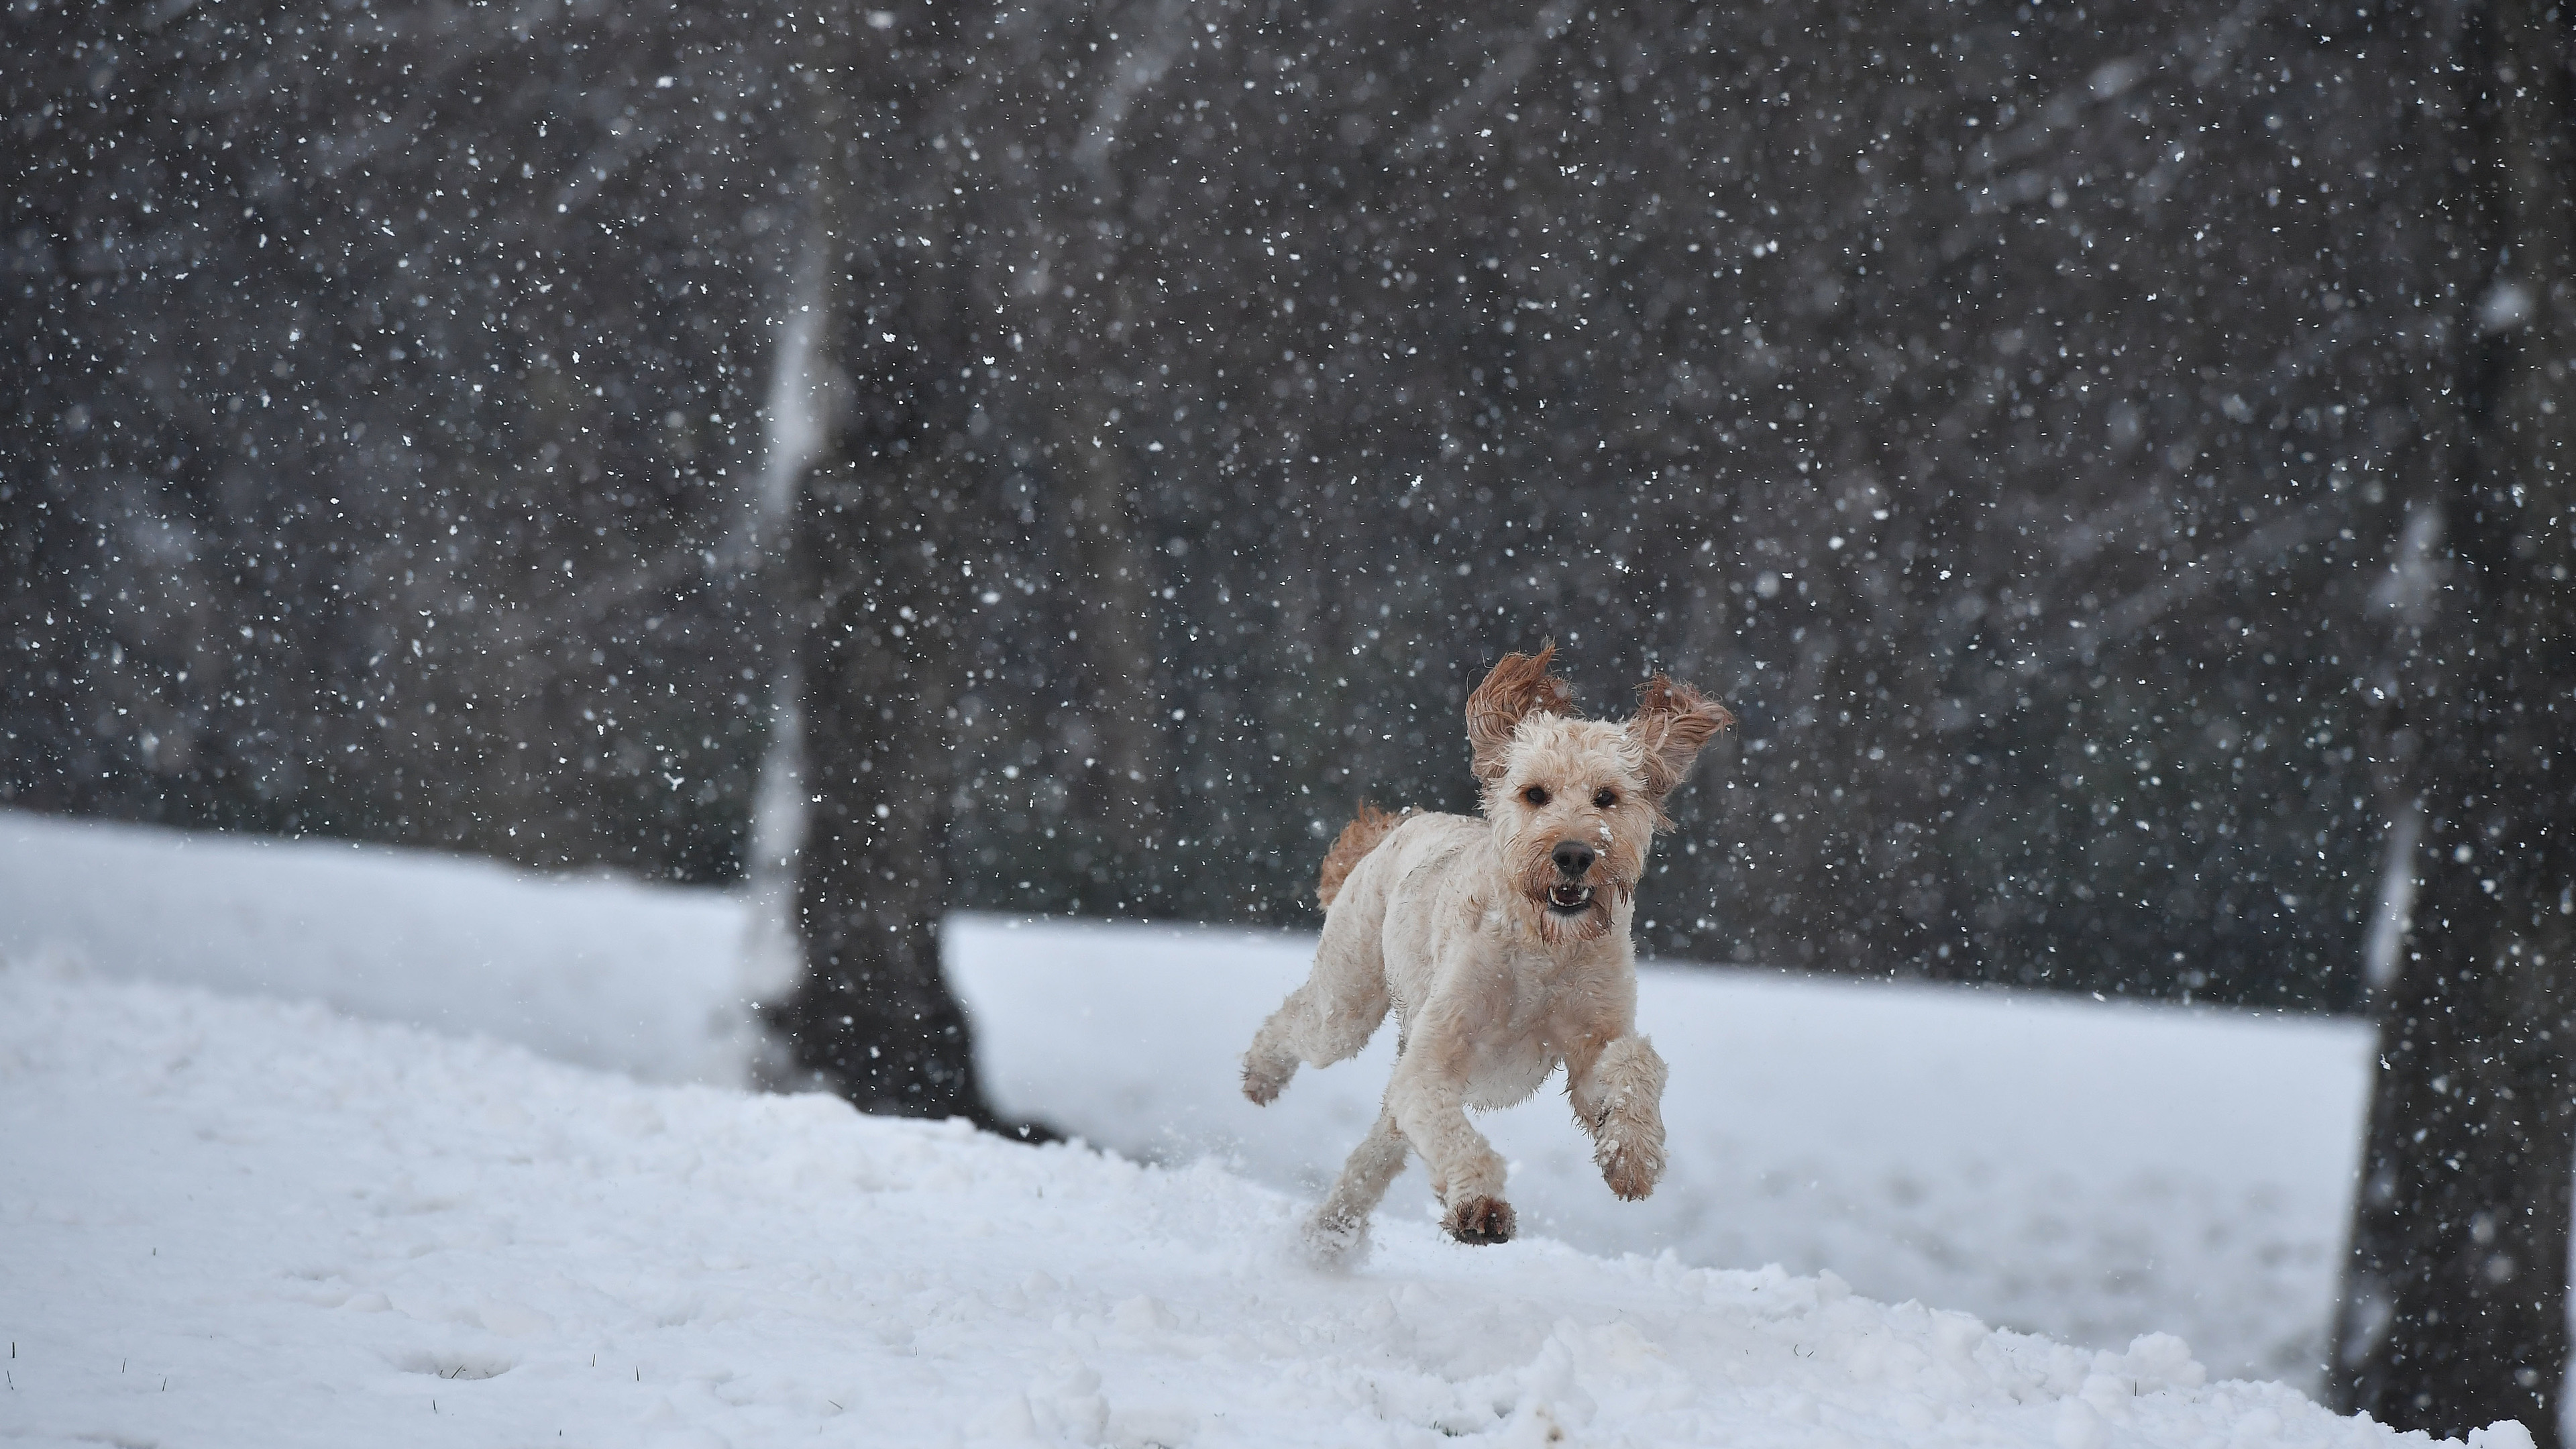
(1548, 840, 1599, 912)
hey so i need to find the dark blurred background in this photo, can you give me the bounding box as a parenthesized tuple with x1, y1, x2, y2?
(5, 0, 2463, 1009)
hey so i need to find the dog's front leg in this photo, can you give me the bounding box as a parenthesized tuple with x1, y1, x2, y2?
(1388, 1053, 1515, 1244)
(1568, 1034, 1669, 1201)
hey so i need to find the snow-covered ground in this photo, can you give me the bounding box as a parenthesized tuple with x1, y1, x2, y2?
(957, 918, 2370, 1389)
(1, 809, 2458, 1446)
(8, 964, 2490, 1449)
(0, 810, 755, 1085)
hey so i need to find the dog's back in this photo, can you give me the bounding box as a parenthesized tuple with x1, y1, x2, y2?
(1317, 801, 1409, 910)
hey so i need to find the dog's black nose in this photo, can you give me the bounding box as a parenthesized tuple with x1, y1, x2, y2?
(1552, 841, 1595, 877)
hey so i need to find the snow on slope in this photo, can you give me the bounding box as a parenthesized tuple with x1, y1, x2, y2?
(0, 809, 753, 1084)
(0, 965, 2512, 1449)
(0, 809, 2372, 1389)
(949, 919, 2373, 1388)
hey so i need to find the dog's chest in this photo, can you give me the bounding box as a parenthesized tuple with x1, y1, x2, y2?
(1458, 956, 1573, 1110)
(1462, 1038, 1559, 1111)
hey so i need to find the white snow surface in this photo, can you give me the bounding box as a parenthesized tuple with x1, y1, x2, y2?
(953, 919, 2369, 1389)
(0, 809, 753, 1085)
(1, 809, 2489, 1447)
(1, 964, 2506, 1449)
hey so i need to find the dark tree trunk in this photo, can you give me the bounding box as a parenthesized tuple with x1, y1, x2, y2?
(2340, 841, 2576, 1438)
(757, 30, 1009, 1128)
(769, 447, 1002, 1123)
(2333, 0, 2576, 1437)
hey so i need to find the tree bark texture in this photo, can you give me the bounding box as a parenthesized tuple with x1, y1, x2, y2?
(2334, 0, 2576, 1438)
(761, 30, 1005, 1125)
(773, 447, 1002, 1122)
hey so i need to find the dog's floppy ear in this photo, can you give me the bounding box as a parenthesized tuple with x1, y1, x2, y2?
(1466, 643, 1576, 783)
(1626, 675, 1734, 801)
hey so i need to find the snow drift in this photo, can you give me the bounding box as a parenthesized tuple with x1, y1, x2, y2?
(0, 810, 2372, 1384)
(0, 964, 2514, 1449)
(1, 808, 2479, 1447)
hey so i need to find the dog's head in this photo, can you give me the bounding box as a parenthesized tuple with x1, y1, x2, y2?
(1466, 644, 1734, 946)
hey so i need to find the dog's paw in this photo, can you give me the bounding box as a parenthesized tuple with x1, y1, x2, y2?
(1443, 1195, 1516, 1245)
(1597, 1133, 1666, 1201)
(1241, 1054, 1295, 1106)
(1301, 1208, 1371, 1266)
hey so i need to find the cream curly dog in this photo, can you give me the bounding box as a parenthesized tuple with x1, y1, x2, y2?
(1242, 645, 1733, 1256)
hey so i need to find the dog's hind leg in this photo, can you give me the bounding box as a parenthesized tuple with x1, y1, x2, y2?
(1242, 899, 1389, 1104)
(1303, 1107, 1408, 1262)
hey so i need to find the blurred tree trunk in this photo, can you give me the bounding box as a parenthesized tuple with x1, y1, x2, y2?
(775, 445, 1002, 1122)
(759, 38, 1006, 1127)
(2333, 0, 2576, 1438)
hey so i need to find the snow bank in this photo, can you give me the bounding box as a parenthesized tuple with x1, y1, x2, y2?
(0, 810, 755, 1084)
(949, 918, 2374, 1387)
(0, 808, 2373, 1389)
(0, 965, 2497, 1449)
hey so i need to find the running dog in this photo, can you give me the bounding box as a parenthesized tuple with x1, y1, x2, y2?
(1242, 645, 1732, 1256)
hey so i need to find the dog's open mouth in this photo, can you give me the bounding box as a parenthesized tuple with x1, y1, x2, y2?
(1546, 883, 1596, 913)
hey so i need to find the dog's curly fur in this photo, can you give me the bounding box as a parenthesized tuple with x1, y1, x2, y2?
(1317, 802, 1409, 911)
(1243, 645, 1733, 1257)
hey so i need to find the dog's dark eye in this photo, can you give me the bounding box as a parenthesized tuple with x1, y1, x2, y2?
(1522, 785, 1550, 806)
(1593, 788, 1617, 809)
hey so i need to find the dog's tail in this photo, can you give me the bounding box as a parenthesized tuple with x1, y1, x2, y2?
(1318, 802, 1408, 910)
